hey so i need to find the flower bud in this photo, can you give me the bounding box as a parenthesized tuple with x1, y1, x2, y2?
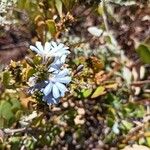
(25, 56, 35, 67)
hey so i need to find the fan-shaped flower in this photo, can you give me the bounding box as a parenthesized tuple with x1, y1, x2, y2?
(42, 68, 71, 104)
(30, 41, 70, 61)
(29, 68, 71, 104)
(29, 41, 71, 105)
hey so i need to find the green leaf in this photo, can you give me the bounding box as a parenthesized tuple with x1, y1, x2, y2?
(106, 93, 121, 109)
(107, 117, 115, 127)
(0, 101, 14, 125)
(91, 86, 105, 98)
(17, 0, 30, 10)
(55, 0, 62, 17)
(15, 110, 23, 120)
(138, 137, 145, 145)
(133, 105, 145, 118)
(123, 103, 145, 118)
(0, 99, 21, 128)
(81, 89, 93, 98)
(98, 2, 104, 16)
(27, 68, 36, 79)
(136, 44, 150, 64)
(0, 118, 5, 128)
(2, 71, 11, 86)
(46, 20, 57, 37)
(10, 99, 21, 112)
(121, 120, 133, 131)
(146, 137, 150, 147)
(104, 132, 116, 144)
(17, 0, 27, 9)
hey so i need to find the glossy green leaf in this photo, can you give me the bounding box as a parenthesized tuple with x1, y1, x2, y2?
(91, 86, 105, 98)
(81, 89, 93, 98)
(136, 44, 150, 64)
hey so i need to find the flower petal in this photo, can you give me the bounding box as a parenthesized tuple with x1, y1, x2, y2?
(43, 93, 59, 104)
(57, 76, 71, 84)
(55, 82, 68, 96)
(57, 68, 69, 77)
(60, 55, 67, 64)
(35, 41, 44, 52)
(53, 50, 70, 57)
(55, 43, 64, 50)
(52, 84, 60, 98)
(51, 41, 57, 48)
(44, 42, 51, 53)
(43, 82, 52, 96)
(30, 46, 42, 55)
(52, 97, 59, 104)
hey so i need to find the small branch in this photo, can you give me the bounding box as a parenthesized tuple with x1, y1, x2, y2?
(121, 115, 150, 144)
(135, 99, 150, 105)
(4, 128, 26, 134)
(131, 80, 150, 86)
(0, 42, 29, 51)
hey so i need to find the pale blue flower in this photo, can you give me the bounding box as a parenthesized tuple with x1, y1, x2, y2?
(42, 68, 71, 104)
(48, 55, 67, 73)
(30, 41, 70, 61)
(29, 69, 71, 104)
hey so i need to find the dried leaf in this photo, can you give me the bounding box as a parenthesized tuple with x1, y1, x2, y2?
(123, 144, 150, 150)
(55, 0, 63, 17)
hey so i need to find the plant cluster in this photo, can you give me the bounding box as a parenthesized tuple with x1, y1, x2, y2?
(0, 0, 150, 149)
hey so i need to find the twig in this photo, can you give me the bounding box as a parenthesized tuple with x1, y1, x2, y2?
(4, 128, 26, 134)
(131, 80, 150, 86)
(135, 99, 150, 105)
(121, 115, 150, 144)
(0, 42, 29, 51)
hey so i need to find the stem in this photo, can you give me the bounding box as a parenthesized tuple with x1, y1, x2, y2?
(101, 0, 109, 33)
(131, 80, 150, 86)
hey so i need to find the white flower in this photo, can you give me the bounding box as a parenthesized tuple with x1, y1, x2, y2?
(87, 26, 103, 37)
(30, 41, 70, 61)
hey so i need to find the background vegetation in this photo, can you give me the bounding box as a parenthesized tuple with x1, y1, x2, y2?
(0, 0, 150, 149)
